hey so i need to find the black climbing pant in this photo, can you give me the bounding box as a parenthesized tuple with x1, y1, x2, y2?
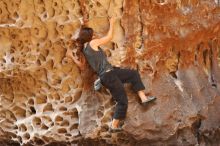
(100, 66, 145, 120)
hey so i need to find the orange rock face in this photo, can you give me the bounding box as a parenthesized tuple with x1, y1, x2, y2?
(0, 0, 220, 145)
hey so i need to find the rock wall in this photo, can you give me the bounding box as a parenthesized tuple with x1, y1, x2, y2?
(0, 0, 220, 145)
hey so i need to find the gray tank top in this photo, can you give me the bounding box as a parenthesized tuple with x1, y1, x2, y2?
(83, 43, 113, 76)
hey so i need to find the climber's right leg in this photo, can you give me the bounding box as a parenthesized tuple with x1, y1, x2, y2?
(100, 71, 128, 131)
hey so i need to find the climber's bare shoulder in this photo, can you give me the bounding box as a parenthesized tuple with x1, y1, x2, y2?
(90, 37, 111, 51)
(89, 40, 99, 51)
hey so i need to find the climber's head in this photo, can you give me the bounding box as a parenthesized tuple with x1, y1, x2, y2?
(76, 27, 94, 44)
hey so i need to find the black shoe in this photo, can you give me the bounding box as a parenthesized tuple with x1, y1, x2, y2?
(141, 96, 157, 105)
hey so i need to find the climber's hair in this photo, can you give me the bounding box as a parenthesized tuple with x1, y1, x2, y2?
(73, 27, 94, 71)
(75, 27, 96, 90)
(76, 27, 94, 45)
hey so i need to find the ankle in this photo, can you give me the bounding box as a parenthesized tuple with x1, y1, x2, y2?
(140, 96, 149, 102)
(112, 119, 120, 128)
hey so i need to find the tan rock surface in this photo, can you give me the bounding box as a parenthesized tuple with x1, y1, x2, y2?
(0, 0, 220, 145)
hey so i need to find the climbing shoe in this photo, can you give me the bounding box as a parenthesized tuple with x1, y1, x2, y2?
(141, 96, 157, 106)
(109, 125, 123, 133)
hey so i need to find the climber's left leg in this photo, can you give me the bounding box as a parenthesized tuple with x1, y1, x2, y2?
(113, 67, 156, 104)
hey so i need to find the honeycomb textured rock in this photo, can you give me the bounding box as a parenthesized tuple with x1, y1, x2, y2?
(0, 0, 220, 145)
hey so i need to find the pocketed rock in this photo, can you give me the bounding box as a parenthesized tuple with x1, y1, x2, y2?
(0, 0, 220, 145)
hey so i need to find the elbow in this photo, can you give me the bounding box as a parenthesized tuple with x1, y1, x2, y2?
(106, 29, 114, 41)
(109, 34, 113, 40)
(106, 34, 113, 42)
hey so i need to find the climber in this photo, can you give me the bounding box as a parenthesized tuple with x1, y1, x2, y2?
(66, 17, 156, 132)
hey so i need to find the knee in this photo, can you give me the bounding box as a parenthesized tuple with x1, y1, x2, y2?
(132, 70, 140, 80)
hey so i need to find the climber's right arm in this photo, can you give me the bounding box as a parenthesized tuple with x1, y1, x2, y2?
(90, 17, 116, 49)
